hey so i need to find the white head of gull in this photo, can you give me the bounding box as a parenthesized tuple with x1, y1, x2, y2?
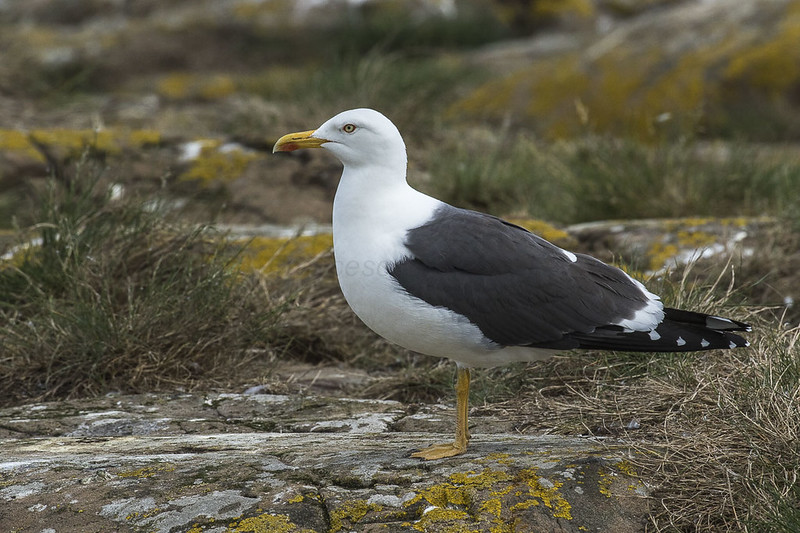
(274, 108, 751, 460)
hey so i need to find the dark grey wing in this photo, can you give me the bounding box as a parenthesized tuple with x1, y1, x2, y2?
(389, 206, 750, 351)
(388, 206, 652, 347)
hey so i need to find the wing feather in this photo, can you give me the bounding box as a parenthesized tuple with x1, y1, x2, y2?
(389, 206, 656, 347)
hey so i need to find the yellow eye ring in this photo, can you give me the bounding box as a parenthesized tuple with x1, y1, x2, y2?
(343, 124, 356, 133)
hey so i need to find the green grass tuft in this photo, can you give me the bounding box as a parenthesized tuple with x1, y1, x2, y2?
(429, 133, 800, 224)
(0, 163, 285, 405)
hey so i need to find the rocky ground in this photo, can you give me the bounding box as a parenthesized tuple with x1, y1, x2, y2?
(0, 214, 784, 532)
(1, 389, 649, 532)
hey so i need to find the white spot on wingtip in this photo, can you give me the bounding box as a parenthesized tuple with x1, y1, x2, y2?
(729, 341, 737, 349)
(648, 329, 661, 341)
(700, 338, 710, 348)
(562, 249, 577, 263)
(676, 337, 686, 346)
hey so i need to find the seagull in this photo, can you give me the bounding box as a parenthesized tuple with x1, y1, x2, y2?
(273, 108, 751, 460)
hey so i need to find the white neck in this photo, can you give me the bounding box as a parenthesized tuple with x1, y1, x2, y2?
(332, 163, 441, 263)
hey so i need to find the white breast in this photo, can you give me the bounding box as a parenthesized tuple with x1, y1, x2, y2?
(331, 176, 554, 368)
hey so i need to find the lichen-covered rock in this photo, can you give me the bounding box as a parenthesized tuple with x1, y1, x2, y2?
(567, 216, 774, 276)
(0, 392, 649, 532)
(458, 0, 800, 139)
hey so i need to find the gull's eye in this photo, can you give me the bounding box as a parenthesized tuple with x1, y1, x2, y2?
(343, 124, 356, 134)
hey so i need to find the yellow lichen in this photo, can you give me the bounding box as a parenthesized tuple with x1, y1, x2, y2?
(157, 73, 238, 101)
(158, 73, 193, 100)
(226, 512, 314, 533)
(483, 452, 512, 463)
(404, 469, 513, 530)
(406, 482, 471, 509)
(517, 468, 572, 520)
(237, 234, 333, 274)
(410, 508, 474, 533)
(646, 241, 679, 273)
(597, 468, 614, 498)
(676, 230, 717, 248)
(614, 460, 639, 478)
(454, 11, 800, 139)
(533, 0, 595, 19)
(125, 508, 162, 521)
(329, 499, 382, 533)
(0, 130, 45, 161)
(127, 129, 161, 147)
(200, 75, 237, 100)
(448, 469, 513, 490)
(1, 128, 165, 161)
(508, 218, 574, 247)
(179, 144, 259, 186)
(30, 128, 121, 155)
(479, 498, 501, 518)
(724, 8, 800, 96)
(404, 467, 575, 527)
(489, 484, 514, 498)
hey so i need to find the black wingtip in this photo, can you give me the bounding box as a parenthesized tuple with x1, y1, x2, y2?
(706, 314, 751, 332)
(563, 309, 751, 353)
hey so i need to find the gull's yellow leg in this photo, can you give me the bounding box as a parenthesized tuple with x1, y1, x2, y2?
(411, 366, 471, 460)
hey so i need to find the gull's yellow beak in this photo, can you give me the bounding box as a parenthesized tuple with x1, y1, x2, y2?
(272, 129, 328, 153)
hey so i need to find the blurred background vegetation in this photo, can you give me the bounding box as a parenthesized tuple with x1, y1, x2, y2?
(1, 0, 799, 227)
(1, 1, 799, 530)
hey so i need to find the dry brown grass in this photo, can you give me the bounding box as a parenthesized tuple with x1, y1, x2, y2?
(631, 320, 800, 532)
(466, 282, 797, 531)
